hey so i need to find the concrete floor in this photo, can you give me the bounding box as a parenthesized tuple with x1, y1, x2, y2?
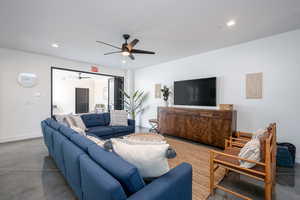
(0, 136, 299, 200)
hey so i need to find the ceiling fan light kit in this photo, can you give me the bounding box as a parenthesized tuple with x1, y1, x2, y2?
(122, 51, 130, 56)
(96, 34, 155, 61)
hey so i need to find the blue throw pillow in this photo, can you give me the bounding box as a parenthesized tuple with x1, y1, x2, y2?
(81, 114, 106, 128)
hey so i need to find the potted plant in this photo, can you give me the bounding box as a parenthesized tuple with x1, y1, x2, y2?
(161, 86, 171, 106)
(121, 90, 147, 120)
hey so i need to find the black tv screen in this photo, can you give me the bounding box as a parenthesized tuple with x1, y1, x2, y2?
(174, 77, 216, 106)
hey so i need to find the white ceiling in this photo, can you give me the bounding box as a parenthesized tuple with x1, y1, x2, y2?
(1, 0, 300, 69)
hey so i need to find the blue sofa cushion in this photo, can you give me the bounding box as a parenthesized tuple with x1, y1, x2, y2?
(52, 131, 68, 176)
(81, 114, 106, 128)
(110, 126, 133, 134)
(103, 113, 110, 125)
(80, 154, 127, 200)
(70, 134, 96, 152)
(45, 118, 52, 126)
(59, 125, 76, 139)
(88, 145, 145, 196)
(44, 126, 54, 156)
(86, 126, 114, 137)
(127, 163, 192, 200)
(62, 139, 86, 200)
(49, 119, 61, 131)
(128, 119, 135, 127)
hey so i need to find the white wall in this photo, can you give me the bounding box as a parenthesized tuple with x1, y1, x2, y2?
(134, 29, 300, 161)
(94, 79, 109, 106)
(53, 77, 96, 114)
(0, 48, 126, 143)
(126, 69, 135, 95)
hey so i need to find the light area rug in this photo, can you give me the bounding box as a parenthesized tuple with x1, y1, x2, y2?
(166, 137, 225, 200)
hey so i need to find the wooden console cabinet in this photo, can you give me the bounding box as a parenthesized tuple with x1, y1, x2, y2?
(158, 107, 237, 148)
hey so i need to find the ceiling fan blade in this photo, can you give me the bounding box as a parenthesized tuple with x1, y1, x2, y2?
(96, 41, 121, 50)
(131, 49, 155, 54)
(104, 51, 122, 55)
(127, 39, 139, 50)
(129, 54, 135, 60)
(78, 72, 91, 79)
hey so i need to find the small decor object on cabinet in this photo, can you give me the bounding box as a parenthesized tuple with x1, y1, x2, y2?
(219, 104, 233, 110)
(161, 86, 171, 106)
(246, 72, 263, 99)
(17, 73, 38, 88)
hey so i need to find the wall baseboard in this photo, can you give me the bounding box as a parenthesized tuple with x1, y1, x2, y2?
(0, 133, 42, 144)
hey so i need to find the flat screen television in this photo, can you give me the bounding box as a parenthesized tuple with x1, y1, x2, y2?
(174, 77, 216, 106)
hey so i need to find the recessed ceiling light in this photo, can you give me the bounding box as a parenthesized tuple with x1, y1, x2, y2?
(226, 20, 236, 27)
(122, 60, 126, 64)
(51, 43, 59, 48)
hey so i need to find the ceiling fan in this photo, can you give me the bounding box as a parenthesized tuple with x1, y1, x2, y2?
(78, 72, 91, 80)
(96, 34, 155, 60)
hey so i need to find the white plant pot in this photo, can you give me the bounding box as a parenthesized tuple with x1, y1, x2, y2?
(164, 101, 169, 107)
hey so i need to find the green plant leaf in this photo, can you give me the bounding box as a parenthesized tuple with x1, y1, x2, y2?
(134, 91, 144, 102)
(133, 99, 144, 111)
(132, 90, 139, 100)
(120, 89, 147, 119)
(123, 99, 130, 105)
(120, 89, 130, 99)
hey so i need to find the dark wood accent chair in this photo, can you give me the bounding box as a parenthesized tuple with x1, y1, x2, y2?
(209, 123, 277, 200)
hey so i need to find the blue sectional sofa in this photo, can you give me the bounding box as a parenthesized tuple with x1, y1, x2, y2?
(80, 113, 135, 139)
(41, 118, 193, 200)
(54, 113, 135, 139)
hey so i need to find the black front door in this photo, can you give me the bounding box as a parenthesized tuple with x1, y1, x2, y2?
(75, 88, 89, 114)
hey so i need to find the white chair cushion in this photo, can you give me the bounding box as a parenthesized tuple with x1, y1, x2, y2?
(251, 128, 266, 139)
(239, 138, 261, 168)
